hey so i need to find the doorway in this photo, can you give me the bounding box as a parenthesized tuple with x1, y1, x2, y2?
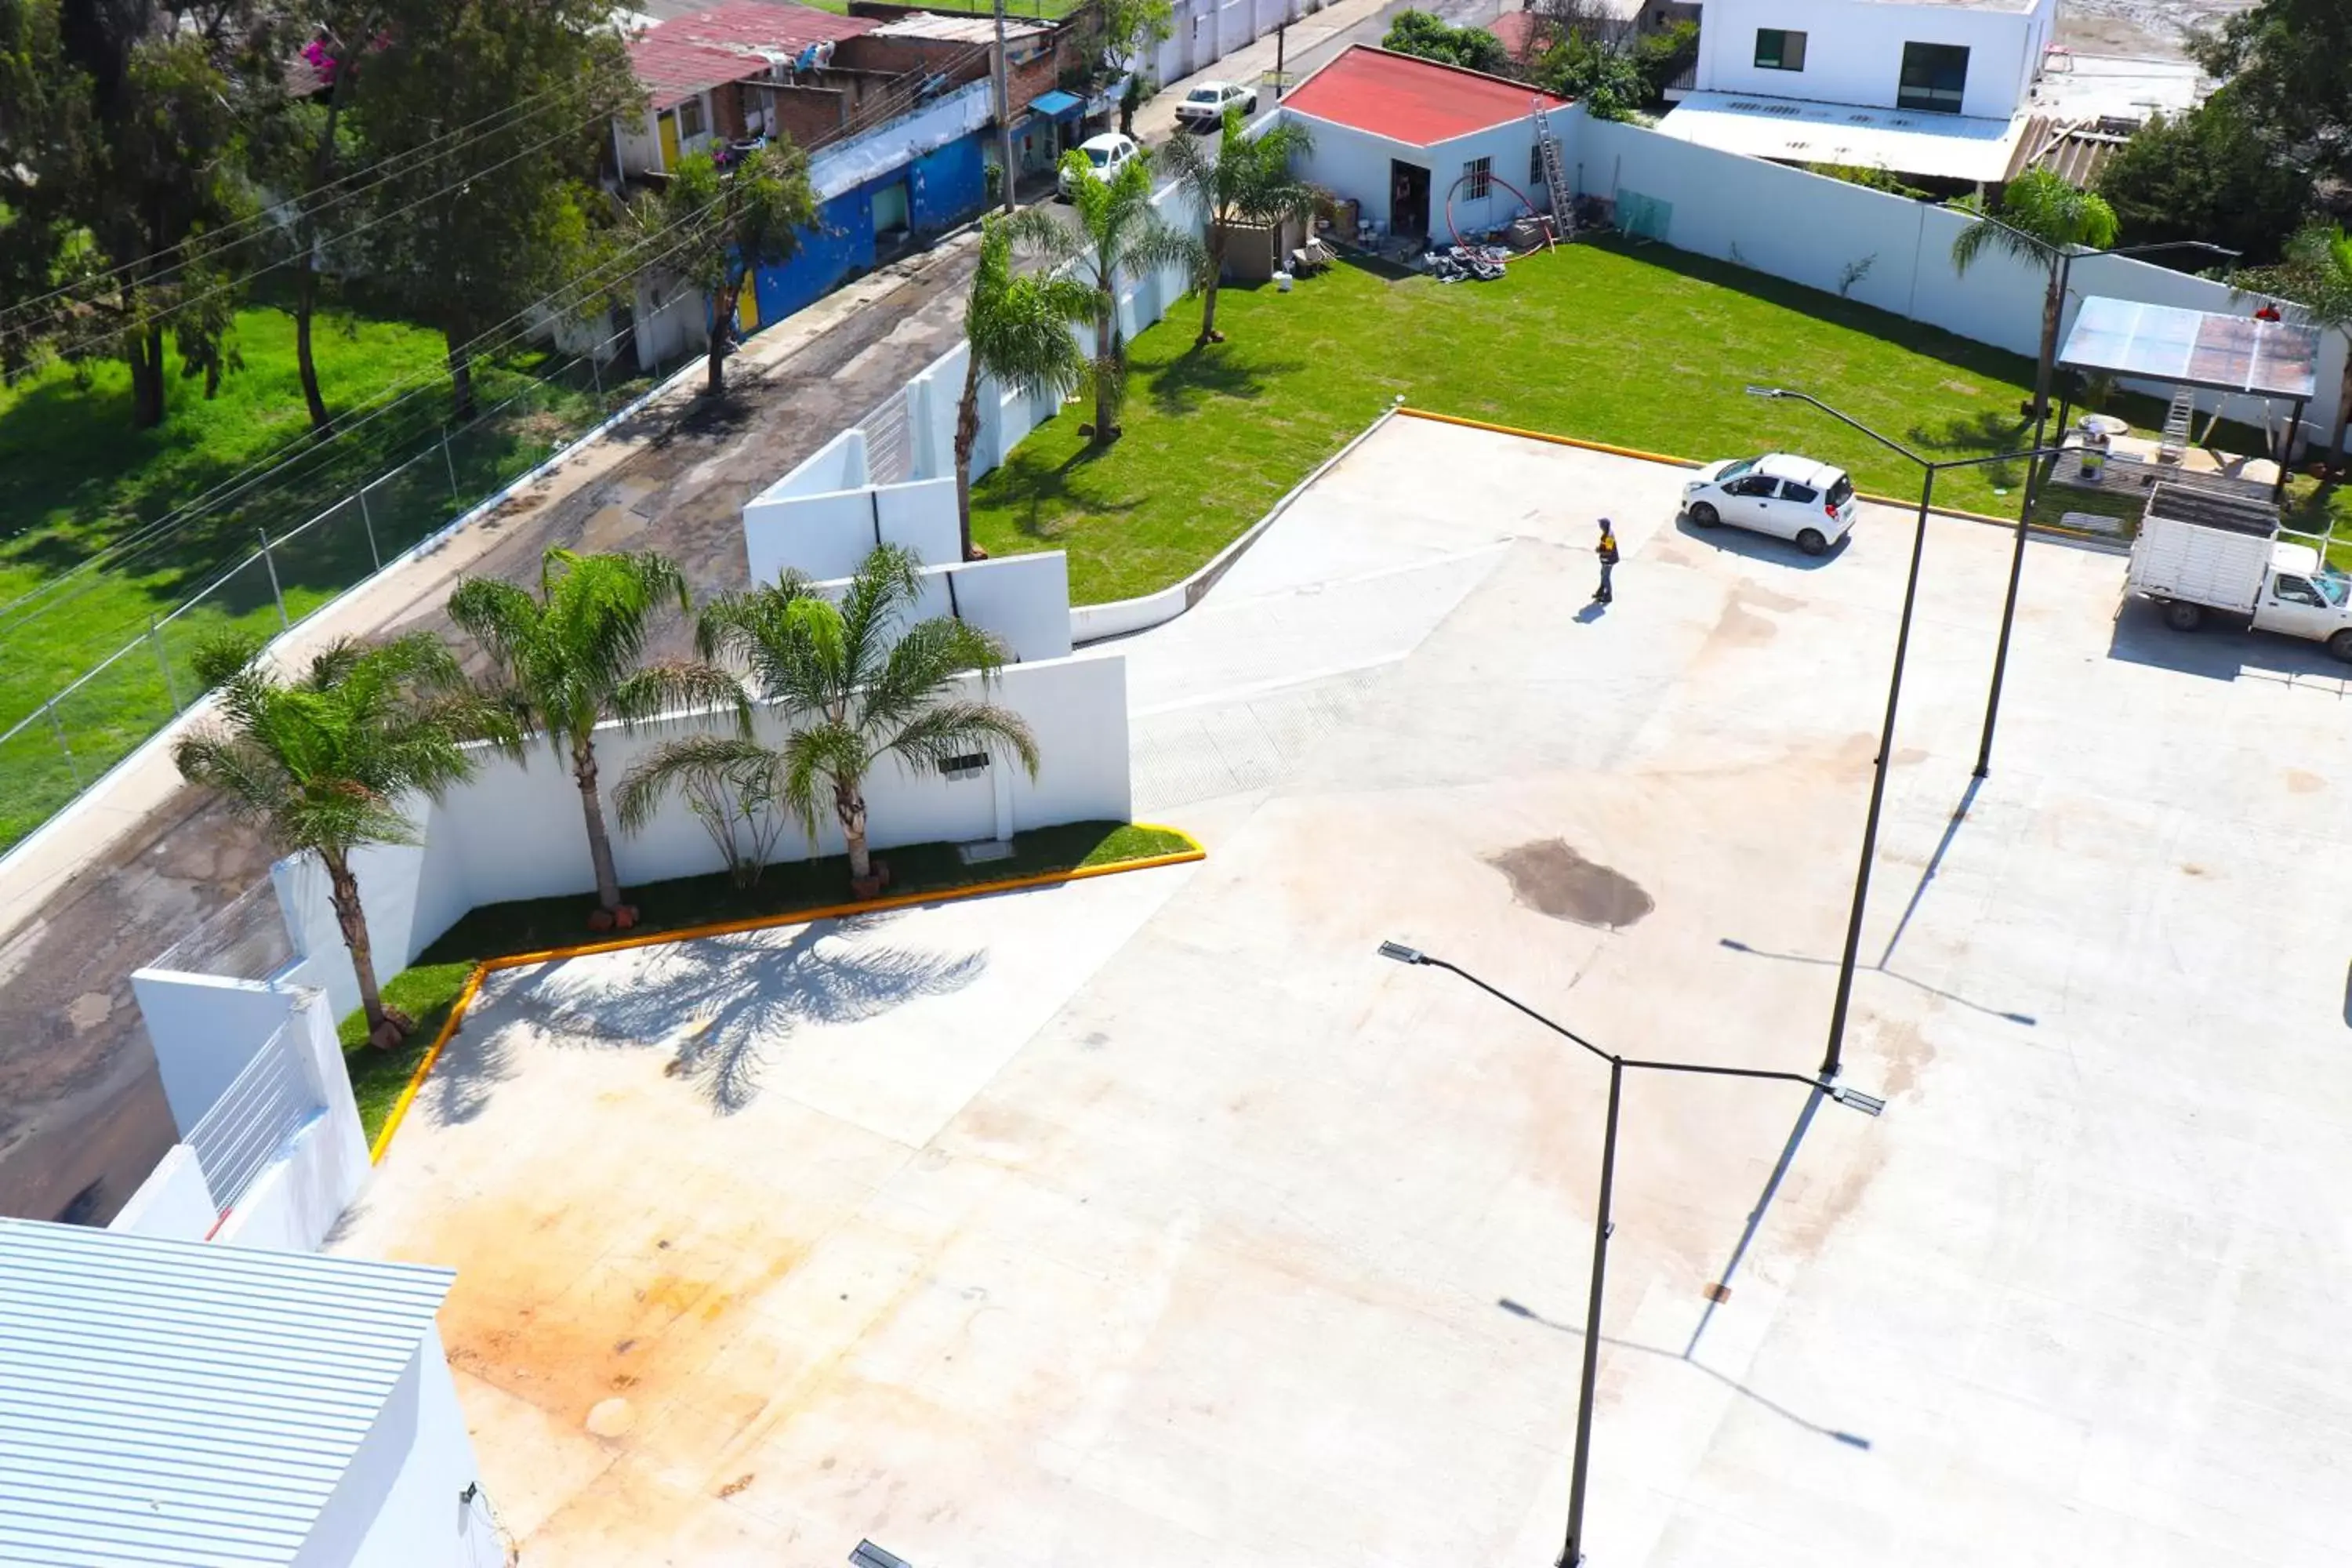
(1390, 159, 1431, 238)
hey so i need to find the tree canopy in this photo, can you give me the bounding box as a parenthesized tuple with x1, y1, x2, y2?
(2096, 96, 2313, 267)
(1381, 9, 1510, 76)
(2193, 0, 2352, 186)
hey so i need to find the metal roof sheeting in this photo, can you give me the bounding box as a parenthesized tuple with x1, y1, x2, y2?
(0, 1220, 456, 1568)
(2062, 296, 2321, 400)
(1284, 45, 1570, 147)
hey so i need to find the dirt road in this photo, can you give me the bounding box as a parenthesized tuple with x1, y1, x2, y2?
(0, 236, 985, 1226)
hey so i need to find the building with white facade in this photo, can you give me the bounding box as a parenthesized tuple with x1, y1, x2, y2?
(1282, 46, 1571, 241)
(1662, 0, 2067, 183)
(0, 1220, 492, 1567)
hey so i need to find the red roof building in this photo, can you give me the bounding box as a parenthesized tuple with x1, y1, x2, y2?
(626, 1, 877, 110)
(1282, 45, 1568, 147)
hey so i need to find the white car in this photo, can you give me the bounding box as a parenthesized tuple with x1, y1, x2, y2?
(1174, 80, 1258, 129)
(1058, 132, 1140, 198)
(1683, 453, 1859, 556)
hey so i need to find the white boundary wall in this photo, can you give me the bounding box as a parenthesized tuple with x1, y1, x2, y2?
(1146, 0, 1320, 88)
(278, 652, 1131, 1019)
(1565, 114, 2347, 446)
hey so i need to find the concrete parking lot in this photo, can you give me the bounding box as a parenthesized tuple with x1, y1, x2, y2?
(343, 416, 2352, 1566)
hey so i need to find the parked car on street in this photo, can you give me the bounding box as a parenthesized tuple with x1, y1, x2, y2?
(1174, 80, 1258, 129)
(1059, 132, 1140, 198)
(1683, 453, 1859, 555)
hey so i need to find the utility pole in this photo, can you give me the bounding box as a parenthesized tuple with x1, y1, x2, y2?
(993, 0, 1016, 212)
(1274, 19, 1287, 98)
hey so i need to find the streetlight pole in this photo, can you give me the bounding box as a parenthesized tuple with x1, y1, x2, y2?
(992, 0, 1016, 213)
(1374, 943, 1886, 1567)
(1744, 387, 2060, 1080)
(1973, 235, 2239, 779)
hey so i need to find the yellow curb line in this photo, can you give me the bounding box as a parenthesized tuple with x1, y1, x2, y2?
(366, 829, 1207, 1165)
(1394, 406, 2114, 543)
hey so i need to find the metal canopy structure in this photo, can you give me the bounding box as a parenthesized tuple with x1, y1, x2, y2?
(2059, 296, 2321, 401)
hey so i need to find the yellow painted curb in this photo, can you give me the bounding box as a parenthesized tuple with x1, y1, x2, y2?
(365, 829, 1207, 1165)
(1396, 407, 2111, 539)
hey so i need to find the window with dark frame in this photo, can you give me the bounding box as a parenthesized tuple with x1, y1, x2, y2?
(1897, 42, 1969, 114)
(678, 95, 706, 138)
(1464, 156, 1491, 201)
(942, 753, 990, 781)
(1754, 28, 1806, 70)
(1530, 143, 1545, 188)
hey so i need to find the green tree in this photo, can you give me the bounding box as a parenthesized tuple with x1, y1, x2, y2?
(629, 141, 818, 397)
(952, 212, 1092, 559)
(1382, 9, 1509, 74)
(2236, 223, 2352, 476)
(1040, 149, 1203, 445)
(620, 544, 1040, 887)
(1951, 169, 2119, 419)
(2193, 0, 2352, 185)
(2096, 96, 2312, 267)
(0, 0, 254, 426)
(1094, 0, 1173, 83)
(353, 0, 638, 419)
(1533, 29, 1644, 121)
(1160, 108, 1316, 347)
(447, 547, 746, 915)
(172, 632, 503, 1044)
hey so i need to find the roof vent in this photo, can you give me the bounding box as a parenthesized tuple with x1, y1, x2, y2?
(1728, 100, 1763, 111)
(1764, 103, 1801, 116)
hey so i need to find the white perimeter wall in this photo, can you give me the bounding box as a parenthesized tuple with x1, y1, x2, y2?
(743, 477, 964, 583)
(130, 968, 308, 1134)
(1148, 0, 1311, 87)
(107, 1145, 218, 1240)
(281, 652, 1131, 1017)
(1695, 0, 2053, 119)
(297, 1327, 497, 1568)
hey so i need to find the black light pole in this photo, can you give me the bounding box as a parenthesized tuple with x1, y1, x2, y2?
(1374, 942, 1886, 1568)
(1744, 387, 2060, 1080)
(1973, 236, 2239, 779)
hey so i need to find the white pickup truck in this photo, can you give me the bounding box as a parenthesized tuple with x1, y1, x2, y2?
(2126, 484, 2352, 661)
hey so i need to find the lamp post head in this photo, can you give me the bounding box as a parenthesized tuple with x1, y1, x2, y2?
(1744, 385, 1785, 400)
(1827, 1083, 1886, 1117)
(1376, 941, 1426, 966)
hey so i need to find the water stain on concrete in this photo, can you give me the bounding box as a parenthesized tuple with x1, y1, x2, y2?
(2287, 769, 2325, 794)
(1711, 601, 1777, 647)
(1484, 840, 1654, 930)
(1741, 584, 1805, 613)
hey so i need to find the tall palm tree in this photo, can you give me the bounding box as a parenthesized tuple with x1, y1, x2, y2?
(1951, 169, 2120, 419)
(1039, 148, 1206, 445)
(448, 547, 746, 916)
(953, 212, 1094, 561)
(2238, 223, 2352, 476)
(172, 632, 503, 1045)
(1159, 109, 1316, 347)
(619, 544, 1040, 887)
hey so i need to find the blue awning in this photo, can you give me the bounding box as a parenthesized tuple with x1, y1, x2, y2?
(1029, 89, 1083, 124)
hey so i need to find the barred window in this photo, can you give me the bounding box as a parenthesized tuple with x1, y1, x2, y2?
(942, 753, 990, 781)
(1464, 156, 1492, 201)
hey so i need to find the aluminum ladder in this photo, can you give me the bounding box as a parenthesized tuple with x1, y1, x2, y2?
(2158, 386, 2194, 466)
(1532, 98, 1570, 244)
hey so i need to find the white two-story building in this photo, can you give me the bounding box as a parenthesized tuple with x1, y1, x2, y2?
(1659, 0, 2062, 186)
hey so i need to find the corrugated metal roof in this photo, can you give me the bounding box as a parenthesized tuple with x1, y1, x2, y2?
(1657, 90, 2027, 183)
(626, 0, 877, 108)
(0, 1221, 456, 1568)
(872, 11, 1048, 44)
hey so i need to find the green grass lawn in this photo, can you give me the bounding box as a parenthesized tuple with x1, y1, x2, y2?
(335, 820, 1196, 1142)
(0, 296, 653, 852)
(969, 239, 2326, 602)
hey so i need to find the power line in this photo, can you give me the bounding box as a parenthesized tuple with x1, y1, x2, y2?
(0, 79, 603, 330)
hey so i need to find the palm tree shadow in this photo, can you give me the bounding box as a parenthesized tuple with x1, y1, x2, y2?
(489, 915, 989, 1114)
(1903, 408, 2035, 489)
(989, 444, 1144, 541)
(1145, 345, 1303, 418)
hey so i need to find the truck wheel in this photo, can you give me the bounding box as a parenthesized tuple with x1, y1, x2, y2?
(2330, 630, 2352, 663)
(2162, 601, 2202, 632)
(1689, 502, 1719, 527)
(1797, 528, 1828, 557)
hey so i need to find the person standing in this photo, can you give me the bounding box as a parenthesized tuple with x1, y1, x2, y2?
(1594, 518, 1620, 604)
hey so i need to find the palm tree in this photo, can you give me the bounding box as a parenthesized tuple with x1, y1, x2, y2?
(619, 544, 1040, 887)
(1951, 169, 2120, 420)
(172, 632, 502, 1046)
(953, 212, 1094, 561)
(2238, 223, 2352, 476)
(447, 548, 746, 916)
(1039, 148, 1206, 445)
(1159, 109, 1316, 347)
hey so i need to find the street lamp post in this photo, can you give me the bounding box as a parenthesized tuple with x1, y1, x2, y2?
(1743, 387, 2060, 1080)
(1973, 236, 2240, 779)
(1374, 942, 1886, 1567)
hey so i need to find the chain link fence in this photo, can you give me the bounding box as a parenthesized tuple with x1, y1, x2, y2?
(0, 324, 695, 857)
